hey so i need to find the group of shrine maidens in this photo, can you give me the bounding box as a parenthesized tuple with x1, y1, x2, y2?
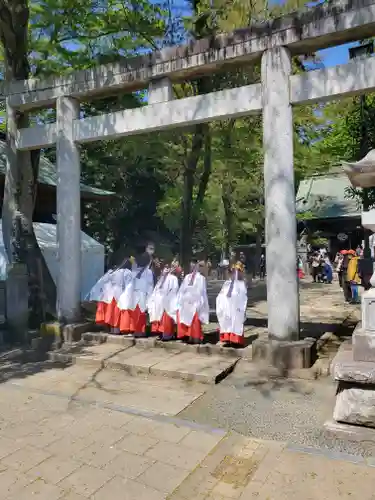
(86, 248, 248, 346)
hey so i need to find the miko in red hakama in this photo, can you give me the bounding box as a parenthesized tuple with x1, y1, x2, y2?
(148, 270, 179, 340)
(216, 269, 247, 347)
(86, 262, 133, 330)
(117, 265, 154, 336)
(176, 269, 209, 343)
(85, 269, 115, 326)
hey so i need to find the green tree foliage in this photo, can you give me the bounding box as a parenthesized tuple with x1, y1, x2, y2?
(0, 0, 166, 324)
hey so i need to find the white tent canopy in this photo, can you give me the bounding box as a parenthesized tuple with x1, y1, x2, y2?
(0, 222, 104, 300)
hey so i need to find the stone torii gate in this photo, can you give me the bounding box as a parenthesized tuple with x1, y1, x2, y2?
(3, 0, 375, 340)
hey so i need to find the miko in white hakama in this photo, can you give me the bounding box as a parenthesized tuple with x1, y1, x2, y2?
(216, 268, 247, 346)
(148, 268, 179, 340)
(176, 268, 209, 343)
(118, 260, 154, 336)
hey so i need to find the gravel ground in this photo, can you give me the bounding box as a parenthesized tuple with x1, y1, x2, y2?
(179, 362, 375, 457)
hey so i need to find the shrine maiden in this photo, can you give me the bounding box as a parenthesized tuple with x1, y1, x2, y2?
(86, 269, 114, 326)
(118, 253, 154, 337)
(176, 261, 209, 344)
(216, 262, 247, 346)
(104, 259, 133, 329)
(86, 260, 132, 329)
(148, 263, 180, 340)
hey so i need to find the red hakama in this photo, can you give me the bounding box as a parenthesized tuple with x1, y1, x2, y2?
(104, 298, 122, 328)
(177, 312, 203, 343)
(151, 312, 175, 340)
(119, 305, 147, 335)
(95, 301, 108, 325)
(220, 332, 245, 346)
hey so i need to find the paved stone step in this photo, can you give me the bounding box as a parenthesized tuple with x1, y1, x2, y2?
(48, 343, 239, 384)
(81, 332, 252, 359)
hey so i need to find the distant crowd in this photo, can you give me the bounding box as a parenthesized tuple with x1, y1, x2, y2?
(307, 245, 372, 304)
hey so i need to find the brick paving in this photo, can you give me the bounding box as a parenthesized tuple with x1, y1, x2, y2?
(0, 282, 367, 499)
(0, 366, 374, 499)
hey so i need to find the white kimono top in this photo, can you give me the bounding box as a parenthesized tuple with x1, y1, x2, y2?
(86, 268, 132, 304)
(147, 273, 179, 323)
(118, 267, 154, 312)
(85, 269, 113, 303)
(216, 278, 247, 336)
(177, 272, 209, 326)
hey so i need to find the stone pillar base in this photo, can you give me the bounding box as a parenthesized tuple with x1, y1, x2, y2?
(324, 420, 375, 450)
(353, 325, 375, 362)
(252, 337, 316, 370)
(330, 339, 375, 432)
(37, 320, 98, 350)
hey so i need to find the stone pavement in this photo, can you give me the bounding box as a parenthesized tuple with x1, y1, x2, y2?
(0, 364, 374, 499)
(244, 280, 358, 342)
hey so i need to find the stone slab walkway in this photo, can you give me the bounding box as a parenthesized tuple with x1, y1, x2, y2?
(241, 280, 359, 342)
(48, 343, 238, 385)
(0, 366, 374, 500)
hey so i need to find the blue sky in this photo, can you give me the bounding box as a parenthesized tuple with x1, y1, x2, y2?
(169, 0, 358, 69)
(319, 43, 357, 67)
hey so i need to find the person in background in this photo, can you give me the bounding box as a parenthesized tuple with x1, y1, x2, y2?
(206, 258, 212, 277)
(297, 256, 305, 279)
(239, 251, 247, 270)
(218, 257, 230, 280)
(323, 255, 333, 284)
(216, 262, 248, 347)
(347, 249, 361, 304)
(341, 250, 352, 302)
(148, 262, 181, 341)
(311, 252, 321, 283)
(335, 251, 344, 287)
(118, 253, 154, 337)
(229, 250, 237, 269)
(259, 253, 266, 280)
(176, 261, 209, 344)
(358, 251, 373, 291)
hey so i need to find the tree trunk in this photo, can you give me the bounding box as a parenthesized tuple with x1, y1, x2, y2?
(180, 124, 205, 272)
(222, 179, 235, 256)
(0, 1, 57, 325)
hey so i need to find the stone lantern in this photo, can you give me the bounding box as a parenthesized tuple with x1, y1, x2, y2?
(344, 152, 375, 349)
(325, 151, 375, 437)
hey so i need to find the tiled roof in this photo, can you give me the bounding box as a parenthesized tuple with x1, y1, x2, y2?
(0, 140, 113, 198)
(296, 171, 361, 219)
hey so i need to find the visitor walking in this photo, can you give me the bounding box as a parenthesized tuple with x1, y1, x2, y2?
(259, 253, 266, 279)
(347, 249, 361, 304)
(341, 250, 352, 302)
(335, 251, 344, 287)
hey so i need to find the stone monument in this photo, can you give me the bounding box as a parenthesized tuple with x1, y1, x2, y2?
(326, 150, 375, 436)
